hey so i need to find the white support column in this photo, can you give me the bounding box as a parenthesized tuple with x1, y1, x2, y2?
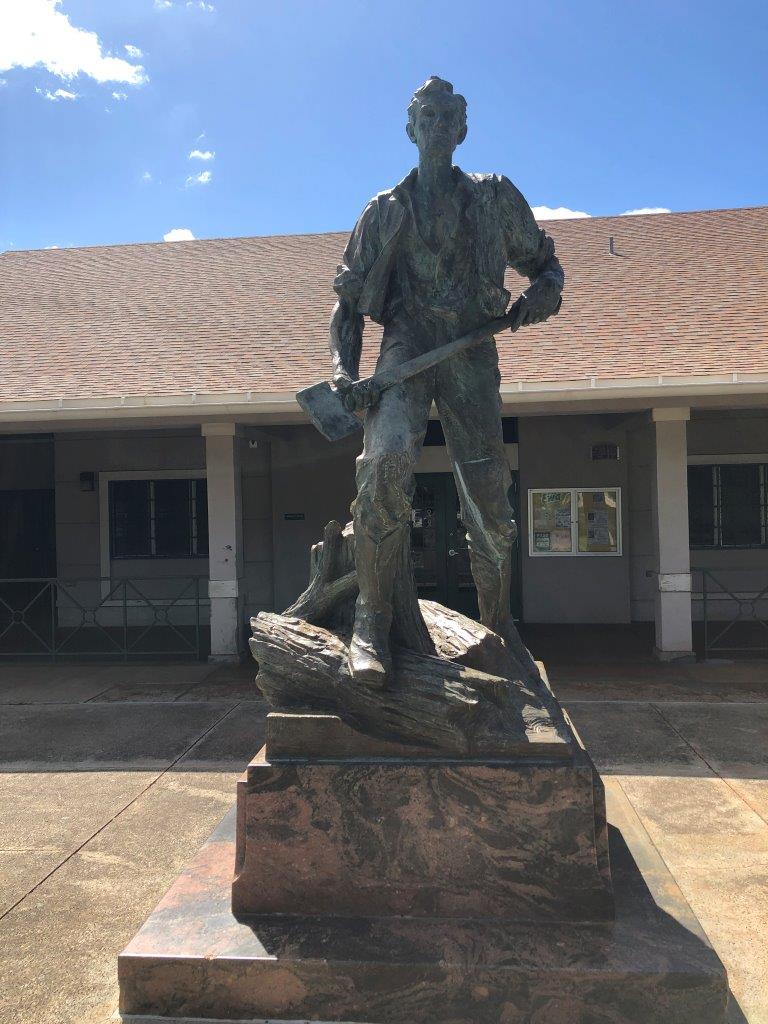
(651, 407, 694, 661)
(202, 422, 244, 662)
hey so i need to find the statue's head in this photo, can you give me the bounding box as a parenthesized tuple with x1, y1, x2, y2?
(406, 77, 467, 156)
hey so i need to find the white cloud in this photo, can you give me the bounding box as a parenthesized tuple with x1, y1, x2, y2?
(0, 78, 7, 86)
(124, 44, 143, 58)
(111, 90, 127, 100)
(44, 244, 59, 249)
(621, 207, 671, 216)
(0, 0, 147, 86)
(141, 170, 153, 182)
(155, 0, 215, 8)
(188, 148, 214, 161)
(185, 169, 212, 186)
(36, 85, 78, 101)
(532, 205, 591, 220)
(163, 228, 195, 241)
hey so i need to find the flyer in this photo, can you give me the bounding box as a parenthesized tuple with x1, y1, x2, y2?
(533, 531, 551, 551)
(551, 529, 572, 552)
(578, 489, 619, 552)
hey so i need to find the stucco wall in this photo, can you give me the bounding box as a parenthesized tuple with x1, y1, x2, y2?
(55, 428, 207, 580)
(54, 429, 208, 627)
(518, 414, 631, 624)
(241, 437, 274, 621)
(271, 426, 359, 611)
(53, 428, 273, 629)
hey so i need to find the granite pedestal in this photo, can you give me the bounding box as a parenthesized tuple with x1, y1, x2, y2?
(119, 700, 728, 1023)
(232, 711, 613, 923)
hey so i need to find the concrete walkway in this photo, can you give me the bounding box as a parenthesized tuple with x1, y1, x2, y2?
(0, 659, 766, 1024)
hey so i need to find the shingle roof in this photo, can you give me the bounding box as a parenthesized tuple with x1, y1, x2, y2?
(0, 205, 766, 406)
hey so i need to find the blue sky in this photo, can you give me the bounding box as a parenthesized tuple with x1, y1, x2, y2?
(1, 0, 766, 251)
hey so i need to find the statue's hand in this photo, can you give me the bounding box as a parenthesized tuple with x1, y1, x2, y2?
(333, 368, 357, 398)
(346, 377, 382, 412)
(509, 277, 562, 332)
(333, 369, 381, 412)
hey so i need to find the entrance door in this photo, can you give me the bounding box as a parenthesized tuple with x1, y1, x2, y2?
(0, 489, 57, 653)
(412, 472, 522, 620)
(0, 489, 56, 577)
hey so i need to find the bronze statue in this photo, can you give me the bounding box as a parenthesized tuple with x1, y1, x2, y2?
(328, 76, 564, 687)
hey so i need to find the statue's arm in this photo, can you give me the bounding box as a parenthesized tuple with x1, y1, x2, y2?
(497, 175, 565, 330)
(328, 199, 382, 408)
(329, 297, 363, 387)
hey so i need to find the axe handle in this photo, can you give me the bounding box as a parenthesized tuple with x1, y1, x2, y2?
(357, 303, 520, 397)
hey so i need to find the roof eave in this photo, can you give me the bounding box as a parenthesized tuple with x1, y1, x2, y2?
(1, 371, 768, 427)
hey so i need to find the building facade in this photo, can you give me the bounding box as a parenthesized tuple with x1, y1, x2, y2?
(1, 207, 767, 662)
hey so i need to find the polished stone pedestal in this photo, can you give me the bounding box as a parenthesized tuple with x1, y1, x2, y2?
(119, 783, 727, 1023)
(231, 712, 613, 923)
(119, 695, 727, 1023)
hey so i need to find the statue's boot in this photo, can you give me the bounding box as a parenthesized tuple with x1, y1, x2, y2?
(492, 615, 541, 686)
(348, 516, 401, 689)
(474, 553, 541, 686)
(348, 601, 393, 689)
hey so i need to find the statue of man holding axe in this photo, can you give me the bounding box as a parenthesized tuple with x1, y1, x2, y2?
(327, 76, 564, 687)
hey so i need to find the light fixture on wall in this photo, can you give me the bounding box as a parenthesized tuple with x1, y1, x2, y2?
(79, 472, 96, 492)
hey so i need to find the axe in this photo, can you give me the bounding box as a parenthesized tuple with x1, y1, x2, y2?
(297, 301, 522, 442)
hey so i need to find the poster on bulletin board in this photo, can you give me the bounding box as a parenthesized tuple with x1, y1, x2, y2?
(577, 489, 619, 553)
(530, 491, 573, 553)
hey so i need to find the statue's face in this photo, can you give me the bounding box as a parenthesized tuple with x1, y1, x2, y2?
(407, 94, 466, 157)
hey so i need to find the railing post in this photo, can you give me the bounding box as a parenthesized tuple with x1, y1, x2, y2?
(702, 571, 708, 660)
(50, 580, 58, 662)
(195, 576, 201, 660)
(122, 579, 129, 662)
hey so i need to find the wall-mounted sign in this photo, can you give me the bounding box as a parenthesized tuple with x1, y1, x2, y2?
(283, 512, 306, 521)
(528, 488, 621, 556)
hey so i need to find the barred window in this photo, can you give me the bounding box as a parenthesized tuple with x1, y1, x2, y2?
(688, 464, 765, 548)
(110, 479, 209, 559)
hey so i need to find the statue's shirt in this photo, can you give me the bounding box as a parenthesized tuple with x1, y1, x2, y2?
(334, 166, 561, 331)
(395, 178, 484, 328)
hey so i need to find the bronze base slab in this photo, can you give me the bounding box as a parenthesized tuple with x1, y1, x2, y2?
(119, 783, 727, 1024)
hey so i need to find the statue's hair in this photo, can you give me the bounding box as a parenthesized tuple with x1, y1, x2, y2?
(407, 76, 467, 128)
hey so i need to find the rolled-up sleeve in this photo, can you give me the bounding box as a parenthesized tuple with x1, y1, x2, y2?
(333, 199, 382, 304)
(496, 175, 563, 286)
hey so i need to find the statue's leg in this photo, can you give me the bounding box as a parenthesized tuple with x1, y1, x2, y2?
(436, 339, 539, 681)
(350, 350, 433, 688)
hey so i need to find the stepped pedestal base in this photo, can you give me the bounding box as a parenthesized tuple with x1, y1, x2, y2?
(119, 781, 727, 1024)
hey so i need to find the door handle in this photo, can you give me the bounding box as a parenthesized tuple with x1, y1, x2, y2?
(448, 548, 458, 557)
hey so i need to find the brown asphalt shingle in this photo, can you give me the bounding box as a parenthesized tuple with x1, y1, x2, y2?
(0, 205, 766, 405)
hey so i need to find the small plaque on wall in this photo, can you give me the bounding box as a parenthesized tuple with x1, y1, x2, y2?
(283, 513, 305, 521)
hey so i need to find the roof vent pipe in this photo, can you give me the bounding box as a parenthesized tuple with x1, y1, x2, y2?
(608, 235, 617, 256)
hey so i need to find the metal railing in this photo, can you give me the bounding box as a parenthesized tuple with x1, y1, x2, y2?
(695, 568, 768, 659)
(0, 576, 206, 660)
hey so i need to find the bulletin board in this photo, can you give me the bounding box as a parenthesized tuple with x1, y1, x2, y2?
(528, 488, 621, 556)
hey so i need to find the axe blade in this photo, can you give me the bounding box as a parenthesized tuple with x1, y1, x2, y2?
(296, 380, 363, 442)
